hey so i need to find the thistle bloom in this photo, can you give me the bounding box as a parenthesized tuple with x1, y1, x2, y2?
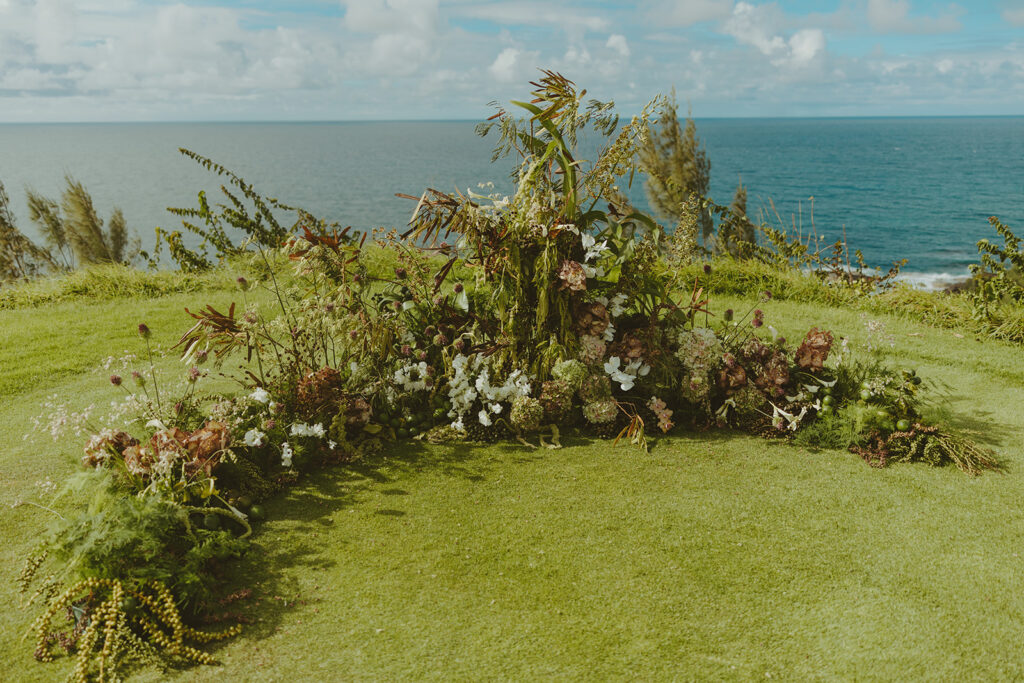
(137, 323, 151, 339)
(110, 375, 122, 386)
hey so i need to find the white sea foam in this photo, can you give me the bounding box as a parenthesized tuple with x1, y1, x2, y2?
(896, 271, 972, 291)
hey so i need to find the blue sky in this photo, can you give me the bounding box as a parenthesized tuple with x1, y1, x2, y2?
(0, 0, 1022, 121)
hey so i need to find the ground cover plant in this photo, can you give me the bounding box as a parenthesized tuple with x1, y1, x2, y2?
(7, 74, 1015, 681)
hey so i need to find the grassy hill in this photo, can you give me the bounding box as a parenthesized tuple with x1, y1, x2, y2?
(2, 267, 1023, 681)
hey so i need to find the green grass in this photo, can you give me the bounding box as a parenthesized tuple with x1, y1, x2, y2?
(681, 258, 1024, 345)
(0, 263, 244, 309)
(3, 277, 1024, 680)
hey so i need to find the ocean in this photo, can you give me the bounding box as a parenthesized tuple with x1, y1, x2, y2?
(1, 117, 1021, 288)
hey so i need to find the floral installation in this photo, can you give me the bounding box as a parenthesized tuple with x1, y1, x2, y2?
(16, 72, 1000, 682)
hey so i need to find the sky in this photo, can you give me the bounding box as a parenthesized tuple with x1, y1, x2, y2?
(0, 0, 1022, 122)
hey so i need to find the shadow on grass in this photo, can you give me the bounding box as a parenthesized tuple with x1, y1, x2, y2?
(203, 435, 548, 653)
(930, 396, 1020, 448)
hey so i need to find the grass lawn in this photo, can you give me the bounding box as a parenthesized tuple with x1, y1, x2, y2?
(2, 285, 1023, 680)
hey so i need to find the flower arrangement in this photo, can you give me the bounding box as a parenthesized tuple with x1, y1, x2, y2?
(18, 72, 1001, 681)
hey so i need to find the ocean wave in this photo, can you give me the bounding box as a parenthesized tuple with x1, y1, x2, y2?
(896, 271, 972, 291)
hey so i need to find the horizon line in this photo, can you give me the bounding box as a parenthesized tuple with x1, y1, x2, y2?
(1, 113, 1023, 125)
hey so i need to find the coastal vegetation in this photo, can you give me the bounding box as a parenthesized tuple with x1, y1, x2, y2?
(2, 74, 1023, 680)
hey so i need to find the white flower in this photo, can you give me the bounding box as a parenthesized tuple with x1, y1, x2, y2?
(478, 409, 492, 427)
(603, 322, 616, 342)
(281, 441, 293, 468)
(328, 440, 337, 450)
(244, 429, 266, 447)
(289, 422, 325, 438)
(250, 387, 270, 404)
(603, 356, 650, 392)
(609, 293, 628, 317)
(770, 403, 808, 431)
(582, 233, 609, 262)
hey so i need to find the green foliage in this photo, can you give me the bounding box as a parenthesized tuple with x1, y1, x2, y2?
(967, 216, 1024, 342)
(46, 471, 248, 608)
(28, 176, 139, 267)
(715, 180, 757, 257)
(0, 180, 56, 283)
(638, 92, 712, 244)
(153, 148, 298, 271)
(402, 71, 669, 377)
(0, 261, 242, 309)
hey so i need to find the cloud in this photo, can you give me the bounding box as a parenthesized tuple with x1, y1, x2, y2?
(0, 0, 1021, 121)
(453, 2, 611, 32)
(645, 0, 734, 27)
(342, 0, 440, 76)
(606, 34, 631, 58)
(489, 47, 521, 82)
(1003, 6, 1024, 26)
(722, 3, 825, 69)
(866, 0, 963, 34)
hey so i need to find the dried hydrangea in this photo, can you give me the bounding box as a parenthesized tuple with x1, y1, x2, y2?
(575, 301, 610, 339)
(578, 335, 607, 366)
(730, 385, 768, 421)
(552, 359, 587, 391)
(682, 372, 713, 404)
(510, 396, 544, 433)
(579, 373, 612, 403)
(82, 429, 138, 468)
(557, 259, 588, 291)
(675, 327, 723, 374)
(795, 327, 834, 372)
(540, 380, 573, 423)
(583, 399, 618, 425)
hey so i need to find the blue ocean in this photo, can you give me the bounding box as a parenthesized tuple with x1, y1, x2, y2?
(1, 117, 1021, 287)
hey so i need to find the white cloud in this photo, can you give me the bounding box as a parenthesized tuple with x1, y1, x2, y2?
(489, 47, 521, 82)
(647, 0, 734, 27)
(1003, 7, 1024, 26)
(453, 3, 611, 32)
(0, 0, 1020, 121)
(787, 29, 825, 66)
(721, 2, 825, 71)
(866, 0, 963, 34)
(342, 0, 440, 76)
(723, 2, 786, 56)
(606, 34, 631, 58)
